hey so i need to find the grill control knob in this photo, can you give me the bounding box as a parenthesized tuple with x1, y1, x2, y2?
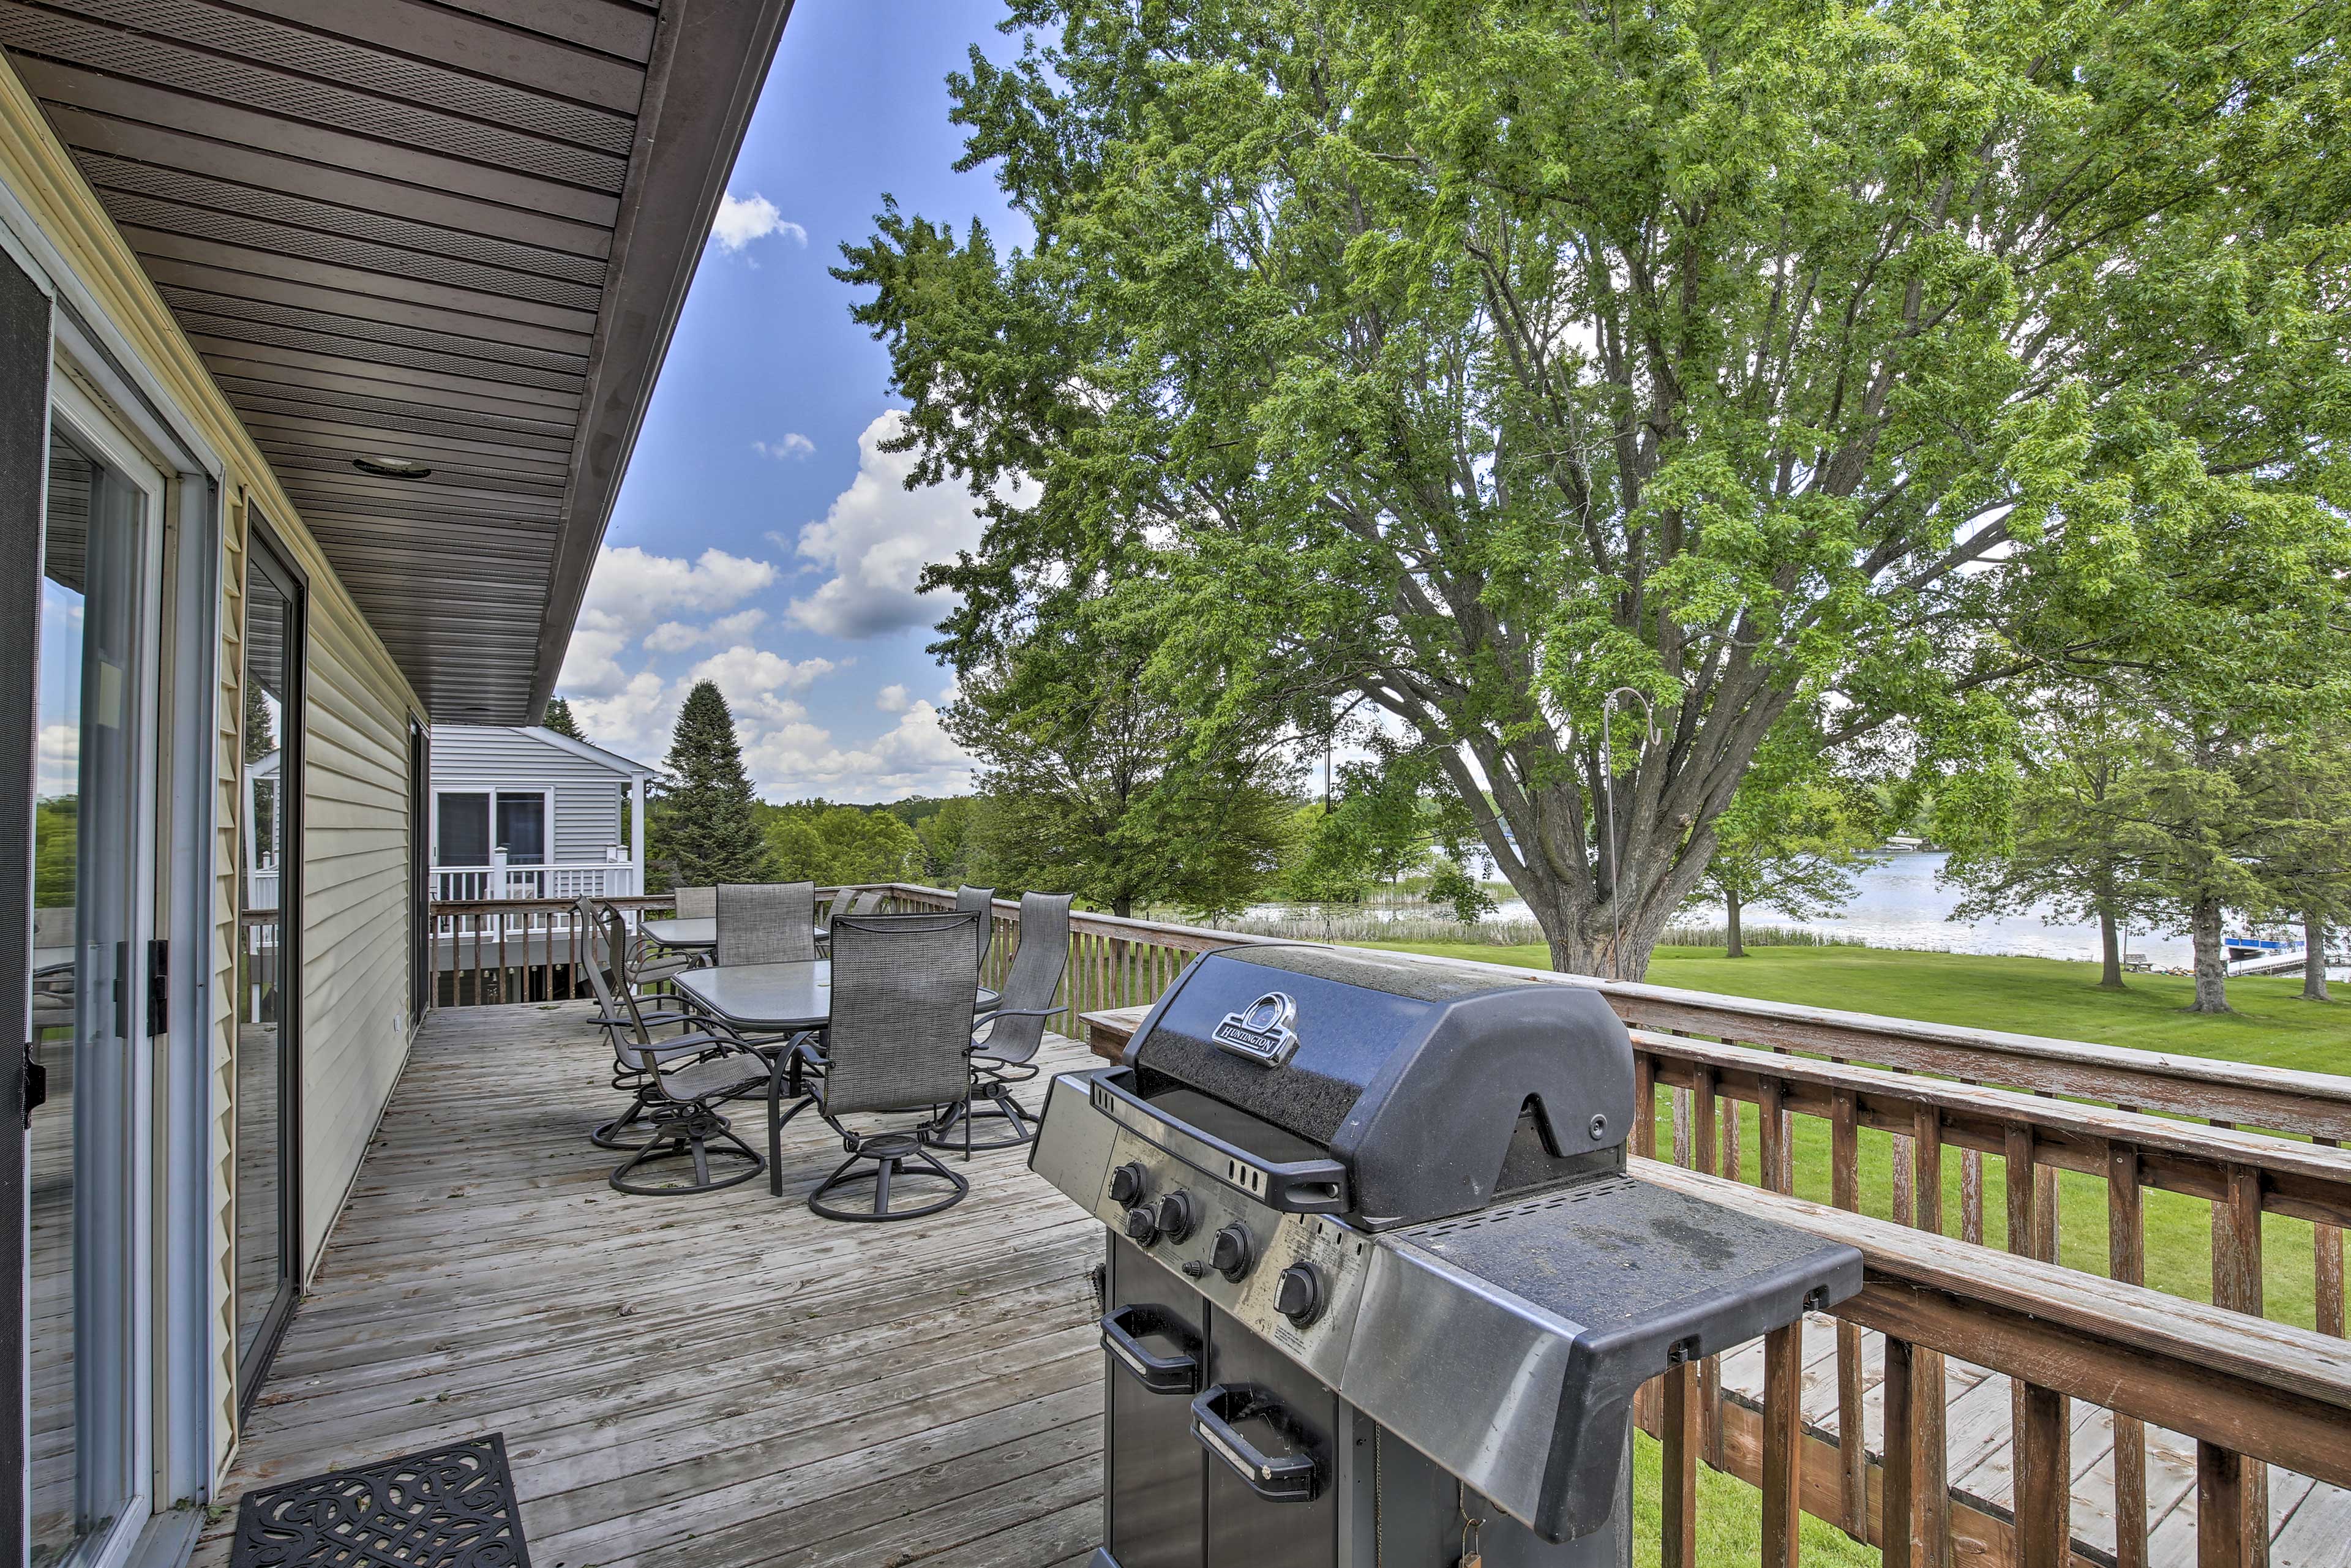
(1210, 1224, 1255, 1283)
(1155, 1190, 1199, 1243)
(1274, 1262, 1325, 1326)
(1108, 1161, 1149, 1205)
(1122, 1205, 1161, 1245)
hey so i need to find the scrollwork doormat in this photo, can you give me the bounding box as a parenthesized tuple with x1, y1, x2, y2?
(230, 1432, 532, 1568)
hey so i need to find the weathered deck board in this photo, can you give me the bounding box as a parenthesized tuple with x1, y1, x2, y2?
(190, 1001, 1106, 1567)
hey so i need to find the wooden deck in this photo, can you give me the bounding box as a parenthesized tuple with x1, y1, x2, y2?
(192, 1000, 1106, 1567)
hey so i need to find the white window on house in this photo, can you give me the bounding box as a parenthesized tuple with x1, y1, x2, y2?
(435, 791, 546, 866)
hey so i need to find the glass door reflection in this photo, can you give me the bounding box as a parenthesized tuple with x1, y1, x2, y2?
(236, 528, 302, 1408)
(31, 427, 152, 1567)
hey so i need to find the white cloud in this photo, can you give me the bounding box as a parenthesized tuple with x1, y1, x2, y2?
(741, 699, 974, 800)
(643, 608, 767, 653)
(787, 411, 1028, 639)
(711, 192, 806, 253)
(579, 544, 776, 631)
(752, 433, 816, 460)
(36, 721, 77, 798)
(876, 683, 912, 714)
(564, 671, 675, 765)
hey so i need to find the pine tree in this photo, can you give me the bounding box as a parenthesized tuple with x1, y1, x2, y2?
(648, 680, 771, 889)
(541, 698, 587, 742)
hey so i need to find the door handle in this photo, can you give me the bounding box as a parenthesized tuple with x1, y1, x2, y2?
(1099, 1304, 1199, 1394)
(1190, 1383, 1320, 1501)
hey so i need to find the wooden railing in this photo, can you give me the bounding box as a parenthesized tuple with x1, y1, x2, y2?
(1637, 1158, 2351, 1568)
(427, 894, 672, 1007)
(1041, 895, 2351, 1568)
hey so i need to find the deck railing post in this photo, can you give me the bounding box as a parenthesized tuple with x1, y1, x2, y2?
(2197, 1442, 2246, 1568)
(2213, 1163, 2268, 1568)
(2320, 1136, 2346, 1339)
(1690, 1065, 1723, 1468)
(1662, 1357, 1701, 1568)
(2109, 1144, 2149, 1568)
(2007, 1125, 2066, 1568)
(1763, 1319, 1804, 1568)
(1882, 1335, 1916, 1568)
(1832, 1087, 1867, 1536)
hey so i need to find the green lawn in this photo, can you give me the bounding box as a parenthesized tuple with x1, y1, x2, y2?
(1363, 940, 2351, 1330)
(1360, 942, 2350, 1568)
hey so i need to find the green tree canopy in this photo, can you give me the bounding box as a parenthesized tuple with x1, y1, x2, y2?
(953, 609, 1299, 917)
(760, 801, 926, 886)
(648, 680, 771, 890)
(1939, 694, 2161, 990)
(540, 698, 587, 742)
(1689, 733, 1881, 959)
(841, 0, 2351, 978)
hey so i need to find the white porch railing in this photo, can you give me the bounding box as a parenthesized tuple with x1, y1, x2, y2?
(432, 862, 640, 901)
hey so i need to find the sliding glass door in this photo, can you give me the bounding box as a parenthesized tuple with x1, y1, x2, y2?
(235, 525, 303, 1411)
(31, 394, 162, 1568)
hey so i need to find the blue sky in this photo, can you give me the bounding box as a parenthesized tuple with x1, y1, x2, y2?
(556, 2, 1030, 802)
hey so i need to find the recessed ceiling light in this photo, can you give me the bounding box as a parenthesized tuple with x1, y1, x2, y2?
(354, 454, 432, 479)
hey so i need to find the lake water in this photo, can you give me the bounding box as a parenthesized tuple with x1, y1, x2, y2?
(1248, 852, 2345, 973)
(1662, 851, 2200, 966)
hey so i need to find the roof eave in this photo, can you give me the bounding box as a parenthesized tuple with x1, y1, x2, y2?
(523, 0, 797, 719)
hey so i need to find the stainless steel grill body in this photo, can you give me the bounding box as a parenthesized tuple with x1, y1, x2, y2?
(1032, 945, 1862, 1567)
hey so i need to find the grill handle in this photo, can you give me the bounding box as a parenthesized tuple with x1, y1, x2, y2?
(1100, 1305, 1199, 1395)
(1190, 1383, 1320, 1502)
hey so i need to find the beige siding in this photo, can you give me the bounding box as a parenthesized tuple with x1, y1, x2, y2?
(286, 572, 417, 1266)
(1, 54, 426, 1482)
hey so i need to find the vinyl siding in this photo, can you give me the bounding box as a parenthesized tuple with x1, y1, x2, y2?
(0, 54, 424, 1484)
(427, 726, 629, 864)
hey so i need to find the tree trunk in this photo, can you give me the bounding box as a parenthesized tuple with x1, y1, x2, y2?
(2306, 910, 2332, 1003)
(1725, 890, 1747, 958)
(1111, 894, 1133, 918)
(2096, 906, 2124, 990)
(2189, 896, 2230, 1014)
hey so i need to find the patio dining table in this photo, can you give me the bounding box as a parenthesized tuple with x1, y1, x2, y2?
(639, 916, 716, 952)
(672, 960, 1000, 1037)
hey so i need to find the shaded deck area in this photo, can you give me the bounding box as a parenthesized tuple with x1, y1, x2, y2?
(193, 1001, 1105, 1567)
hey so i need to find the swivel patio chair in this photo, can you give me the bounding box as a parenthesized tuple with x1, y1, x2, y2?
(955, 884, 997, 974)
(592, 906, 772, 1195)
(578, 899, 737, 1152)
(926, 891, 1072, 1153)
(794, 910, 983, 1221)
(715, 881, 817, 966)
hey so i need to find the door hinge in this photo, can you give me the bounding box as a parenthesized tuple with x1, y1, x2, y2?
(21, 1047, 47, 1126)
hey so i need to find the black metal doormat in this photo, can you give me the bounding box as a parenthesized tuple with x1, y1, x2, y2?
(230, 1433, 532, 1568)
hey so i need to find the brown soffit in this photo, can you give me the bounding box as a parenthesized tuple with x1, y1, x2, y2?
(1, 0, 795, 721)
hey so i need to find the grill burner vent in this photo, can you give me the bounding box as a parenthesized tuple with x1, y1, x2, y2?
(1409, 1176, 1644, 1238)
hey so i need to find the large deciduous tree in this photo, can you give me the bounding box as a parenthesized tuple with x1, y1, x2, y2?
(840, 0, 2351, 977)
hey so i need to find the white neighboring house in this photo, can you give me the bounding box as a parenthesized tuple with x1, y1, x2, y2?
(426, 726, 658, 901)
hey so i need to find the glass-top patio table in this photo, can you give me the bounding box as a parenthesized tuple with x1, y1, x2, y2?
(672, 959, 999, 1035)
(639, 916, 716, 951)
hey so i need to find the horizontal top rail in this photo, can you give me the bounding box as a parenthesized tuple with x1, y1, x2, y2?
(1632, 1027, 2351, 1229)
(1636, 1157, 2351, 1489)
(874, 885, 2351, 1141)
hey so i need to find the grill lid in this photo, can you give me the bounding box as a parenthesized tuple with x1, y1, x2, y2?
(1127, 946, 1636, 1228)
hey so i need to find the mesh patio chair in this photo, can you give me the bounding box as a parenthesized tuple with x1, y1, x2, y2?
(955, 884, 997, 973)
(926, 891, 1072, 1153)
(715, 881, 817, 967)
(792, 910, 982, 1221)
(577, 899, 740, 1153)
(672, 884, 718, 920)
(590, 906, 771, 1195)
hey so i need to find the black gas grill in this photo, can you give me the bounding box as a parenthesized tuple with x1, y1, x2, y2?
(1030, 944, 1862, 1567)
